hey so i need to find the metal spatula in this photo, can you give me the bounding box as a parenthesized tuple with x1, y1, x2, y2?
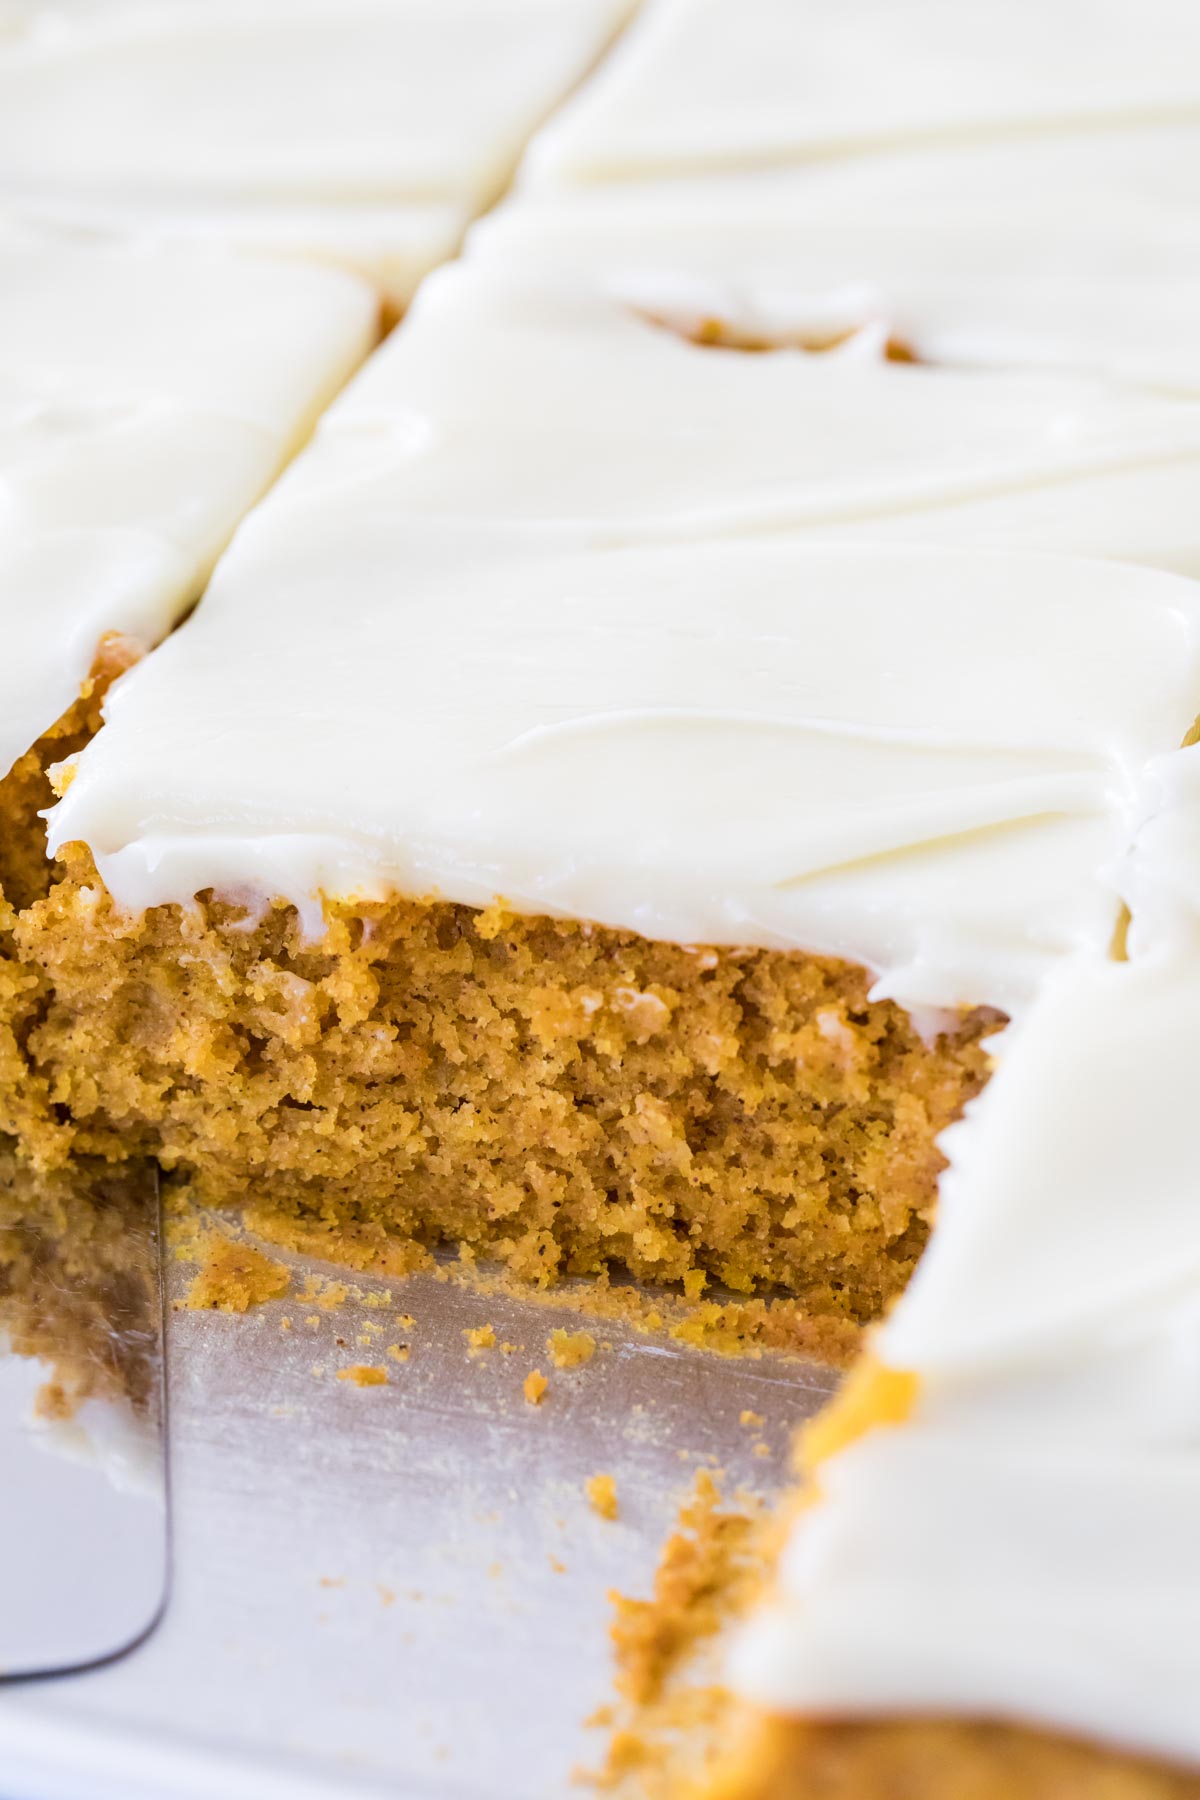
(0, 1157, 168, 1678)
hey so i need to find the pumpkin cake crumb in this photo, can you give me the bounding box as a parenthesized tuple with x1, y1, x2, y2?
(524, 1368, 548, 1406)
(549, 1328, 597, 1369)
(464, 1323, 497, 1352)
(337, 1363, 388, 1387)
(0, 637, 139, 919)
(581, 1472, 769, 1795)
(438, 1259, 860, 1367)
(184, 1236, 292, 1313)
(586, 1473, 619, 1520)
(11, 858, 995, 1338)
(301, 1275, 351, 1313)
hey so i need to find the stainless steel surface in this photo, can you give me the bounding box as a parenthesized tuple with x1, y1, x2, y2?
(0, 1234, 836, 1800)
(0, 1163, 167, 1681)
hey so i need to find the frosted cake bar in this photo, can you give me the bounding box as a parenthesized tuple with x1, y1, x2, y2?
(0, 0, 632, 302)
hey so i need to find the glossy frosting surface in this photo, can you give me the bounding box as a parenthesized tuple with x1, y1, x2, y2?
(0, 0, 628, 299)
(528, 0, 1200, 180)
(482, 146, 1200, 394)
(48, 531, 1200, 1016)
(218, 258, 1200, 575)
(0, 223, 376, 780)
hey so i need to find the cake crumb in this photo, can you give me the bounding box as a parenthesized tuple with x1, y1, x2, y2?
(386, 1342, 410, 1363)
(608, 1473, 759, 1706)
(377, 1585, 395, 1607)
(474, 898, 513, 939)
(337, 1363, 388, 1387)
(587, 1473, 620, 1521)
(524, 1368, 548, 1406)
(549, 1554, 568, 1574)
(33, 1379, 70, 1422)
(547, 1327, 597, 1369)
(318, 1576, 345, 1590)
(464, 1323, 497, 1352)
(279, 1316, 293, 1332)
(579, 1472, 769, 1792)
(739, 1410, 764, 1430)
(752, 1441, 772, 1459)
(309, 1278, 348, 1311)
(184, 1237, 291, 1313)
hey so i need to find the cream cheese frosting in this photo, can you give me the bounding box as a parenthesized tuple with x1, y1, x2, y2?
(46, 534, 1200, 1016)
(475, 156, 1200, 396)
(518, 121, 1200, 240)
(729, 935, 1200, 1765)
(0, 0, 630, 303)
(0, 222, 377, 782)
(10, 192, 469, 315)
(229, 259, 1200, 574)
(526, 0, 1200, 183)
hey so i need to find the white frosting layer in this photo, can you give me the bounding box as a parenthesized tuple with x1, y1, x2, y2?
(10, 191, 468, 313)
(731, 939, 1200, 1764)
(478, 148, 1200, 394)
(1119, 745, 1200, 966)
(522, 121, 1200, 237)
(253, 260, 1200, 574)
(527, 0, 1200, 182)
(0, 223, 377, 781)
(48, 535, 1200, 1015)
(0, 0, 629, 301)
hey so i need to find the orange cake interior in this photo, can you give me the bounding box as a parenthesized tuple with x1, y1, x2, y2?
(6, 825, 995, 1348)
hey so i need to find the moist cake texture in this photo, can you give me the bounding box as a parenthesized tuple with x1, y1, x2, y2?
(0, 637, 138, 916)
(15, 853, 994, 1326)
(705, 1715, 1200, 1800)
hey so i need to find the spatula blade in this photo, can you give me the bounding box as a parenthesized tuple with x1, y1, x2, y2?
(0, 1156, 168, 1678)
